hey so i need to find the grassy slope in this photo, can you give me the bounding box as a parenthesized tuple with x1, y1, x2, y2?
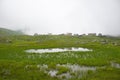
(0, 27, 24, 36)
(0, 27, 25, 43)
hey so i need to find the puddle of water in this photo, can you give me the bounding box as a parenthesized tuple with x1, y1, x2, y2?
(25, 47, 92, 53)
(24, 64, 96, 79)
(56, 64, 96, 79)
(111, 62, 120, 68)
(48, 70, 58, 77)
(57, 64, 96, 72)
(25, 62, 120, 79)
(57, 72, 71, 79)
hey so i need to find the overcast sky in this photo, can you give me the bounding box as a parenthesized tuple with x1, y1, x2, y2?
(0, 0, 120, 35)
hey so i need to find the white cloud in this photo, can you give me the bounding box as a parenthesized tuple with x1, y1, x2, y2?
(0, 0, 120, 35)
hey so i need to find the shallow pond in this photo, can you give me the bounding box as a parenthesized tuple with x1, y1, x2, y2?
(25, 47, 92, 53)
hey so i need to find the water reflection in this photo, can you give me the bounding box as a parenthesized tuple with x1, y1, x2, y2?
(55, 64, 96, 79)
(111, 62, 120, 68)
(25, 47, 92, 53)
(25, 64, 96, 79)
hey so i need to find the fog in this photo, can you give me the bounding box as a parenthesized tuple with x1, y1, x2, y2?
(0, 0, 120, 36)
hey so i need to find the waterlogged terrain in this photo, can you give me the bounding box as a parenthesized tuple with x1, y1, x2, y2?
(29, 64, 96, 79)
(25, 62, 120, 80)
(0, 35, 120, 80)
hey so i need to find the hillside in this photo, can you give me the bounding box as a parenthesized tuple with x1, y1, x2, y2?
(0, 27, 24, 36)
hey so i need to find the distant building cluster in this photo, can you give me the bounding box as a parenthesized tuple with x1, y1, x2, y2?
(33, 32, 103, 37)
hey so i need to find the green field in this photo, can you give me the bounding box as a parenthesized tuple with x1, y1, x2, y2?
(0, 34, 120, 80)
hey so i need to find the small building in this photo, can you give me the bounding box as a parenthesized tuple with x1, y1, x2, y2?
(88, 33, 96, 36)
(73, 34, 79, 36)
(65, 33, 72, 36)
(98, 33, 102, 37)
(47, 33, 52, 35)
(79, 34, 86, 37)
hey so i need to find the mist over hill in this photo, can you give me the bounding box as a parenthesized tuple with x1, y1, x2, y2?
(0, 27, 24, 36)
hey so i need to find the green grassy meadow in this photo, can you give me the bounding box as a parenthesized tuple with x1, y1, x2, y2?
(0, 35, 120, 80)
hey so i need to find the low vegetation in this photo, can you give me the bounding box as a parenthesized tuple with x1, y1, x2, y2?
(0, 28, 120, 80)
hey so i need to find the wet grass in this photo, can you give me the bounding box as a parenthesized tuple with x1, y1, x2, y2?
(0, 35, 120, 80)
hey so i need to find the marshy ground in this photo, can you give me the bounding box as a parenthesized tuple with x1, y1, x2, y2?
(0, 35, 120, 80)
